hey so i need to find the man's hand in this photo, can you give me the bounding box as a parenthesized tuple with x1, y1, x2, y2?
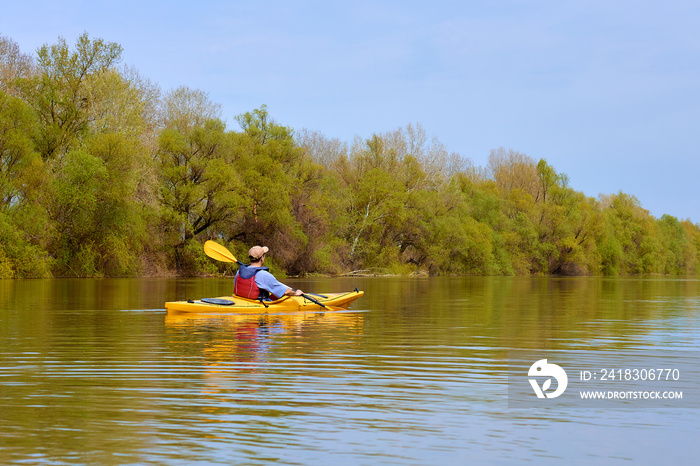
(284, 287, 304, 296)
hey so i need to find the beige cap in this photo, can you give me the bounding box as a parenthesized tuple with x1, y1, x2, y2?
(248, 246, 269, 261)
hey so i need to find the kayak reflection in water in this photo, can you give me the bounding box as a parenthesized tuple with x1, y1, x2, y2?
(233, 245, 304, 301)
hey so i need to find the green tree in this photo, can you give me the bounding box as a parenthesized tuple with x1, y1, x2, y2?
(0, 90, 52, 277)
(331, 135, 411, 269)
(657, 215, 696, 274)
(235, 104, 289, 145)
(600, 192, 662, 274)
(24, 32, 123, 160)
(0, 91, 38, 206)
(85, 132, 150, 276)
(538, 188, 602, 275)
(50, 149, 108, 276)
(157, 119, 241, 272)
(456, 175, 521, 274)
(681, 220, 700, 274)
(226, 106, 314, 273)
(18, 42, 161, 277)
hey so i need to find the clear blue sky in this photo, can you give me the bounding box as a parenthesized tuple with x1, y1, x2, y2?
(2, 0, 699, 221)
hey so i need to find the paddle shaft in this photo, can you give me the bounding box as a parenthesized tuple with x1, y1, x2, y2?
(301, 293, 327, 309)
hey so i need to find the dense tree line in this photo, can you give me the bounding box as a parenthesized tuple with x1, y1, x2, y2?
(1, 33, 698, 278)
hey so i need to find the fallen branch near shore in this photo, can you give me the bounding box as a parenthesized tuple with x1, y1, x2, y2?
(343, 268, 396, 277)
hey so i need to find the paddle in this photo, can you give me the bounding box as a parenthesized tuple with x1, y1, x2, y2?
(203, 241, 327, 309)
(203, 240, 244, 265)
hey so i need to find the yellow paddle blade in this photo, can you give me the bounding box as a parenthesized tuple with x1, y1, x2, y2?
(203, 240, 238, 263)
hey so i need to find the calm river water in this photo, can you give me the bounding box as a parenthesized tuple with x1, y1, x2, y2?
(1, 276, 699, 464)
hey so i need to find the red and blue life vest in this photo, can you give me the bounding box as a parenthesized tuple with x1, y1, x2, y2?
(234, 265, 270, 299)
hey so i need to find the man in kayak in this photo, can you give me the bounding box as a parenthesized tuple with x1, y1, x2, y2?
(233, 245, 304, 300)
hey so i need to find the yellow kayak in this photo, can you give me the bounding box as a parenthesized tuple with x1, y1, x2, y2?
(165, 290, 364, 314)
